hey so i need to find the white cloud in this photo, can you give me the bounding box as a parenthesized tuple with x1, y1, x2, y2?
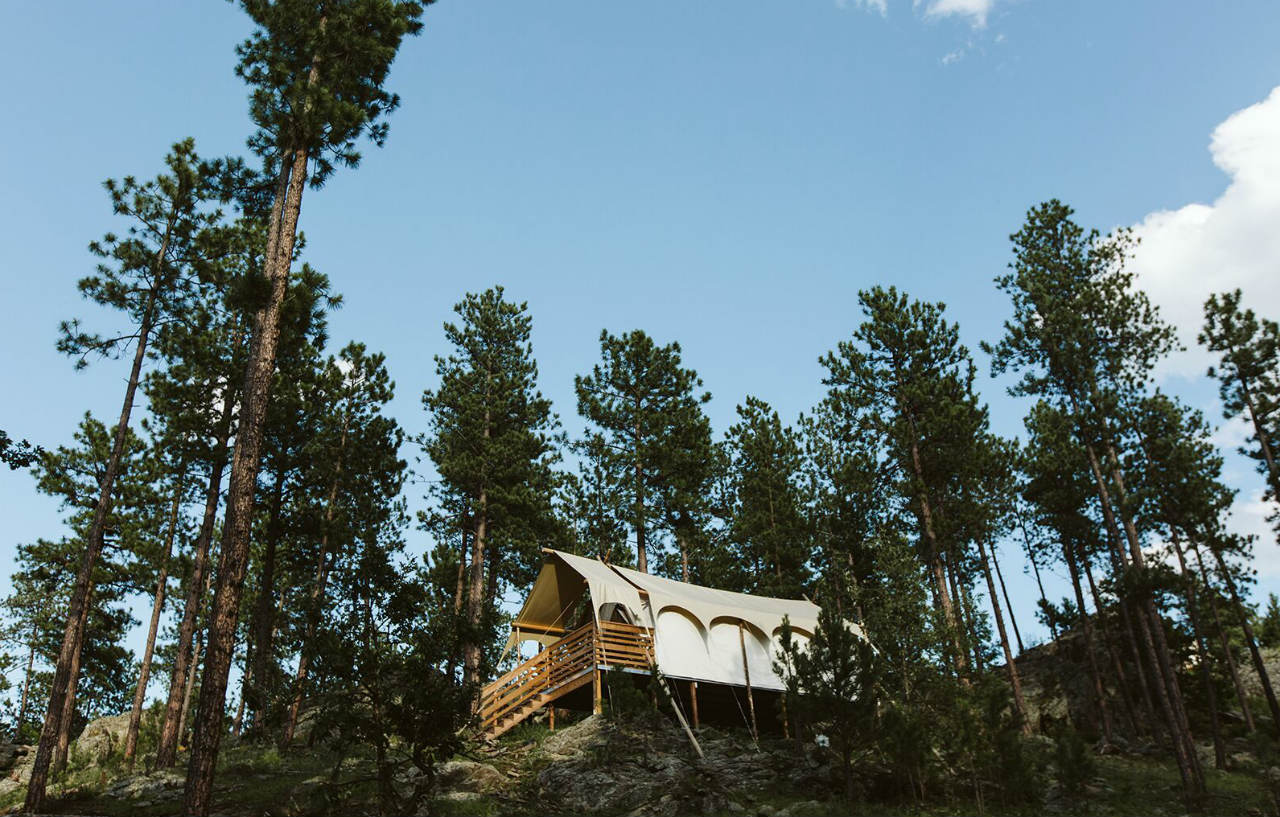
(1129, 85, 1280, 382)
(923, 0, 994, 27)
(940, 48, 965, 65)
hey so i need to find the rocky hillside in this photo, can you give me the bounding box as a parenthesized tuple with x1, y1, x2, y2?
(0, 706, 1276, 816)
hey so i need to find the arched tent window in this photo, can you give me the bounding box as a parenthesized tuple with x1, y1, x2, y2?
(708, 618, 775, 688)
(598, 602, 637, 625)
(654, 606, 714, 681)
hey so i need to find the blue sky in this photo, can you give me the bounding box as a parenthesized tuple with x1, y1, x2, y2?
(2, 0, 1280, 678)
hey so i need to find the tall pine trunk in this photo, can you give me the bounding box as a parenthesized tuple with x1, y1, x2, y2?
(991, 549, 1023, 654)
(14, 627, 37, 741)
(1017, 512, 1055, 640)
(156, 368, 236, 768)
(184, 142, 309, 817)
(249, 469, 288, 733)
(124, 481, 182, 768)
(1206, 543, 1280, 734)
(1081, 435, 1202, 795)
(179, 629, 203, 750)
(463, 500, 487, 687)
(1170, 535, 1225, 769)
(1082, 557, 1141, 737)
(1191, 545, 1256, 731)
(976, 538, 1029, 732)
(1235, 368, 1280, 500)
(1063, 538, 1114, 742)
(25, 261, 168, 811)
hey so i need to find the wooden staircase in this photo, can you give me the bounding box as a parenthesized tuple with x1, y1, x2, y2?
(478, 620, 653, 738)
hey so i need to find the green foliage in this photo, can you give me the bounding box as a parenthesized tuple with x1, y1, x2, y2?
(234, 0, 428, 182)
(722, 397, 813, 597)
(1053, 725, 1096, 800)
(0, 430, 41, 470)
(777, 601, 879, 802)
(1260, 594, 1280, 648)
(574, 328, 712, 575)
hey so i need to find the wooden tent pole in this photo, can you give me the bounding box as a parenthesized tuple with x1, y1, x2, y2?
(739, 623, 759, 742)
(690, 681, 699, 729)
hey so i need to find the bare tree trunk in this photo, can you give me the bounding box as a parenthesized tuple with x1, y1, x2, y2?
(1207, 543, 1280, 735)
(1192, 544, 1256, 732)
(635, 413, 647, 573)
(184, 140, 310, 817)
(52, 635, 83, 775)
(124, 482, 182, 768)
(1064, 538, 1114, 742)
(249, 469, 288, 733)
(1170, 535, 1225, 769)
(977, 538, 1030, 733)
(156, 363, 237, 768)
(14, 627, 37, 741)
(1236, 370, 1280, 501)
(1083, 557, 1142, 737)
(463, 498, 488, 687)
(1083, 436, 1202, 795)
(233, 653, 250, 738)
(990, 547, 1024, 654)
(1017, 511, 1056, 640)
(179, 629, 203, 750)
(908, 437, 966, 675)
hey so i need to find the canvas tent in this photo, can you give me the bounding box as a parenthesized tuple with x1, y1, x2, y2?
(506, 548, 854, 692)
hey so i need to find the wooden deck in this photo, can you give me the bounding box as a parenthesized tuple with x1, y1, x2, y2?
(477, 620, 653, 738)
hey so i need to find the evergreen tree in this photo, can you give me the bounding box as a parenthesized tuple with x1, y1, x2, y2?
(420, 288, 560, 687)
(1260, 594, 1280, 648)
(281, 342, 406, 747)
(26, 141, 231, 812)
(776, 600, 879, 803)
(723, 396, 812, 597)
(186, 4, 427, 810)
(986, 199, 1202, 796)
(1200, 289, 1280, 533)
(820, 286, 981, 676)
(575, 329, 712, 576)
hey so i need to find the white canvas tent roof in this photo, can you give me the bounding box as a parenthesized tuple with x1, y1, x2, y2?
(507, 549, 852, 691)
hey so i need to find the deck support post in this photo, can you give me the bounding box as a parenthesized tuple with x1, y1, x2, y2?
(690, 681, 699, 729)
(739, 623, 759, 742)
(549, 705, 556, 731)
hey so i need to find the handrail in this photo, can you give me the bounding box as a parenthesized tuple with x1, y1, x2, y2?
(478, 619, 657, 733)
(480, 621, 594, 700)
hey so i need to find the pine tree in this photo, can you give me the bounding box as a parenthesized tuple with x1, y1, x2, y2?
(575, 329, 712, 576)
(723, 396, 812, 597)
(25, 142, 230, 812)
(282, 342, 404, 747)
(776, 599, 879, 803)
(820, 286, 980, 676)
(420, 288, 560, 687)
(1260, 594, 1280, 648)
(1200, 289, 1280, 532)
(185, 5, 426, 810)
(987, 199, 1202, 796)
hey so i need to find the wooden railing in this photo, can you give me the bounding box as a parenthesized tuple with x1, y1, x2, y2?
(596, 620, 653, 671)
(478, 620, 653, 734)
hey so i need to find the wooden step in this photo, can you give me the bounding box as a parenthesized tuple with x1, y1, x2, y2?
(483, 668, 596, 738)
